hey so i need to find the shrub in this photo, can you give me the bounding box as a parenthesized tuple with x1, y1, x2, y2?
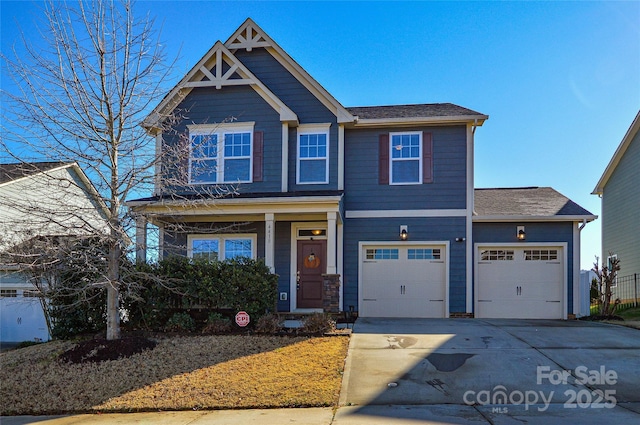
(302, 313, 336, 334)
(126, 256, 279, 332)
(164, 312, 196, 332)
(202, 312, 232, 334)
(255, 314, 283, 334)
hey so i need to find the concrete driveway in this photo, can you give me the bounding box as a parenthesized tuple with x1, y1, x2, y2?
(336, 318, 640, 424)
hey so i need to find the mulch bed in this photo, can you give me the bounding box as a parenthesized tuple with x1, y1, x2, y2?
(59, 336, 157, 364)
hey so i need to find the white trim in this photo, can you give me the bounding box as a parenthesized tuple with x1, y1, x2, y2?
(358, 241, 450, 318)
(188, 123, 255, 185)
(338, 124, 345, 191)
(473, 215, 598, 222)
(593, 110, 640, 195)
(187, 233, 257, 260)
(281, 123, 289, 192)
(296, 124, 331, 185)
(389, 131, 422, 185)
(466, 123, 474, 313)
(346, 209, 467, 219)
(290, 222, 328, 311)
(327, 211, 337, 274)
(473, 242, 568, 319)
(265, 213, 275, 272)
(154, 133, 163, 196)
(572, 222, 582, 317)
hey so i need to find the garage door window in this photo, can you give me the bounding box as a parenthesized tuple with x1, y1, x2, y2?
(524, 250, 558, 261)
(0, 289, 17, 298)
(408, 248, 441, 260)
(480, 250, 514, 261)
(366, 248, 399, 260)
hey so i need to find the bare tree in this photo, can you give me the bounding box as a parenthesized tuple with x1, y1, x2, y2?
(592, 254, 621, 318)
(1, 0, 177, 340)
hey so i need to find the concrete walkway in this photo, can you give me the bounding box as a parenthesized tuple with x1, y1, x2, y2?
(3, 319, 640, 424)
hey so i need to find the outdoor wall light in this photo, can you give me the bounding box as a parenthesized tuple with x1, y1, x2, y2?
(400, 225, 408, 241)
(517, 226, 526, 241)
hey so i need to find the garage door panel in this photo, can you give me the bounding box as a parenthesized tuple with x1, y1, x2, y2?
(360, 245, 446, 318)
(476, 246, 564, 319)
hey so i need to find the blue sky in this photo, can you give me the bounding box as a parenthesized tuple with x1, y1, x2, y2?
(2, 1, 639, 269)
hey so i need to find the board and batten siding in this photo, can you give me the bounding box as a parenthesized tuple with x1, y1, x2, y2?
(602, 129, 640, 278)
(343, 125, 468, 211)
(343, 217, 467, 314)
(161, 85, 283, 194)
(472, 222, 576, 314)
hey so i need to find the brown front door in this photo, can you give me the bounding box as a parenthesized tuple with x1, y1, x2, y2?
(296, 239, 327, 309)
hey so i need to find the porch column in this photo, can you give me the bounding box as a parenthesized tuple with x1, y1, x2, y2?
(135, 215, 147, 263)
(327, 212, 337, 274)
(265, 213, 275, 272)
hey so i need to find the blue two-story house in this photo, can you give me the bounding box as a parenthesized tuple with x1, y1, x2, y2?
(129, 19, 596, 319)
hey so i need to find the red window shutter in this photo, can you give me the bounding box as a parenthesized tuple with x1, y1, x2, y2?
(379, 134, 389, 185)
(253, 131, 264, 182)
(423, 132, 433, 183)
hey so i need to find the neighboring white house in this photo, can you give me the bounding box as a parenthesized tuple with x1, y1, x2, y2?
(0, 162, 108, 343)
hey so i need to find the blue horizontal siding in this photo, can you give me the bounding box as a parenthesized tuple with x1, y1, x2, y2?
(344, 125, 468, 211)
(274, 222, 292, 312)
(473, 221, 576, 314)
(162, 85, 282, 194)
(343, 217, 468, 314)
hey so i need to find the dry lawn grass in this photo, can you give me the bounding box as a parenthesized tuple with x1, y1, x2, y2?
(0, 335, 349, 415)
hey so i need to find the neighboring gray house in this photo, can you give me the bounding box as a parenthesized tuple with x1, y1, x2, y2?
(0, 161, 108, 343)
(129, 18, 596, 319)
(592, 110, 640, 299)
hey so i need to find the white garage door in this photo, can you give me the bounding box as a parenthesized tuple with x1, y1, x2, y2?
(476, 246, 564, 319)
(360, 244, 447, 318)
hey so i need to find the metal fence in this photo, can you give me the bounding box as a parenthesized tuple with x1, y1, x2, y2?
(591, 272, 640, 313)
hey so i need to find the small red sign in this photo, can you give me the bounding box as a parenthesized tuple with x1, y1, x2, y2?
(235, 311, 250, 327)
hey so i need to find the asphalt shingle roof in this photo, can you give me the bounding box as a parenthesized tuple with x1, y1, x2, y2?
(474, 187, 594, 217)
(0, 162, 70, 184)
(346, 103, 485, 120)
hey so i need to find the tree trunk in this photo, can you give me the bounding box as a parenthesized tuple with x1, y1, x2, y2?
(106, 241, 121, 340)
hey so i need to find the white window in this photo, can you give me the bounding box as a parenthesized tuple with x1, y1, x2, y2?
(408, 248, 441, 260)
(188, 234, 256, 261)
(390, 132, 422, 184)
(480, 250, 514, 261)
(297, 124, 330, 184)
(188, 123, 254, 184)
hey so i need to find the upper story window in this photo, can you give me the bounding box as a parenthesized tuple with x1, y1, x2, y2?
(379, 131, 432, 185)
(390, 132, 422, 184)
(297, 124, 330, 184)
(188, 123, 254, 184)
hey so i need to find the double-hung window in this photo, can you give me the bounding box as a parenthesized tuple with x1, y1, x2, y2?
(390, 132, 422, 184)
(297, 124, 330, 184)
(189, 123, 254, 184)
(188, 234, 256, 261)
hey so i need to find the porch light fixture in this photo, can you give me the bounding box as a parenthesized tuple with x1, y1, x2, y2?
(517, 226, 526, 241)
(400, 225, 408, 241)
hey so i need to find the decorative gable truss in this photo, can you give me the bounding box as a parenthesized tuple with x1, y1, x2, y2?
(143, 41, 297, 133)
(226, 22, 271, 52)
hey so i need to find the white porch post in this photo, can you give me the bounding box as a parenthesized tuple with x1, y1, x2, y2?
(135, 215, 147, 263)
(327, 212, 337, 274)
(265, 213, 275, 272)
(337, 220, 344, 310)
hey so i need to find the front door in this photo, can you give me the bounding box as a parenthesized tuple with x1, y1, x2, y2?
(296, 240, 327, 309)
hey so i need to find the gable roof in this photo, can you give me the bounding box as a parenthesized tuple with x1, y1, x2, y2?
(225, 18, 355, 124)
(347, 103, 488, 126)
(474, 187, 596, 221)
(142, 39, 298, 134)
(0, 161, 72, 186)
(592, 110, 640, 195)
